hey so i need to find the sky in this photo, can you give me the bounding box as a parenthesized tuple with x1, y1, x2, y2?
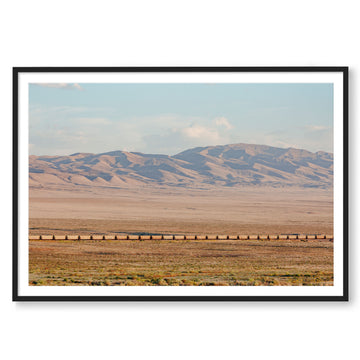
(29, 83, 333, 156)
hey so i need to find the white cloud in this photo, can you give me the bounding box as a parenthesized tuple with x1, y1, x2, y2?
(72, 83, 83, 91)
(181, 125, 221, 141)
(35, 83, 84, 91)
(214, 117, 233, 130)
(75, 117, 111, 125)
(30, 105, 112, 117)
(257, 126, 333, 153)
(305, 125, 329, 131)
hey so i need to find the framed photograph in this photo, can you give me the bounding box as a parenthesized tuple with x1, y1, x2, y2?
(13, 67, 348, 301)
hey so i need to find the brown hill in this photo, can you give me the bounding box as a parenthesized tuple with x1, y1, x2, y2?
(29, 143, 333, 189)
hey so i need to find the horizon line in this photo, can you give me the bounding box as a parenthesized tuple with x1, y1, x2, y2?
(29, 142, 334, 158)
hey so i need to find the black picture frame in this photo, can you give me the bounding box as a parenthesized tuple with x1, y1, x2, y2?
(13, 66, 349, 302)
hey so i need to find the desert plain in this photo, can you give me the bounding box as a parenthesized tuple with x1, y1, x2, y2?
(29, 186, 333, 236)
(29, 185, 333, 286)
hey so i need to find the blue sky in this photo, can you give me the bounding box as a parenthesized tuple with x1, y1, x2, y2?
(29, 83, 333, 156)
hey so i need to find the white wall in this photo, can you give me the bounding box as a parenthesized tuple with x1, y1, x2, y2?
(0, 1, 358, 359)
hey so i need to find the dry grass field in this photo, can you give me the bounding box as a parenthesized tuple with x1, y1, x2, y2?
(29, 239, 333, 286)
(29, 186, 333, 286)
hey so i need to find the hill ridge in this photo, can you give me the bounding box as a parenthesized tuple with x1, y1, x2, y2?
(29, 143, 333, 189)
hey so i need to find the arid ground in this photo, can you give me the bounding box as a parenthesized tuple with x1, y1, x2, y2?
(29, 186, 333, 286)
(29, 186, 333, 235)
(29, 239, 333, 286)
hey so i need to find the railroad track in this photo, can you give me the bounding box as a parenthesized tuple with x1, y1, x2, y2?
(29, 234, 334, 241)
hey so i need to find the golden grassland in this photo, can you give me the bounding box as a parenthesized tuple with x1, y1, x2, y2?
(29, 239, 333, 286)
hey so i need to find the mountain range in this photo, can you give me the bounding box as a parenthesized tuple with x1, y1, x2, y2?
(29, 143, 333, 189)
